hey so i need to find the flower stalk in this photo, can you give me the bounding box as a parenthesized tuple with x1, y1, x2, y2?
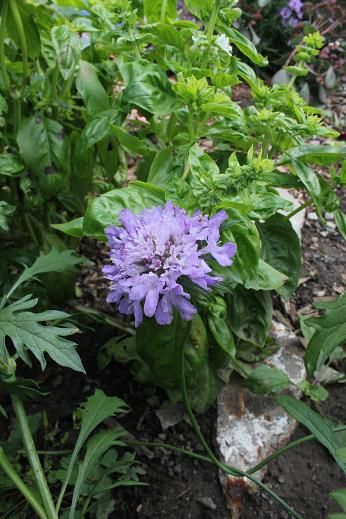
(11, 395, 58, 519)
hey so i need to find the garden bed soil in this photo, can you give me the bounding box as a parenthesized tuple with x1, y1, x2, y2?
(10, 200, 345, 519)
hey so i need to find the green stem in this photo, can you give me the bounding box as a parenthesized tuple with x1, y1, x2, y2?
(11, 395, 58, 519)
(0, 447, 47, 519)
(72, 304, 136, 336)
(19, 449, 72, 456)
(201, 0, 221, 68)
(188, 109, 194, 143)
(49, 65, 59, 103)
(8, 0, 29, 87)
(125, 439, 211, 463)
(178, 340, 304, 519)
(285, 198, 312, 220)
(0, 0, 10, 90)
(81, 495, 92, 517)
(160, 0, 168, 23)
(248, 425, 346, 474)
(23, 213, 40, 247)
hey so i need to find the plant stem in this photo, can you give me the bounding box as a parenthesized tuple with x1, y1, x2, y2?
(188, 109, 194, 143)
(201, 0, 221, 68)
(285, 198, 312, 220)
(178, 340, 304, 519)
(19, 449, 73, 456)
(160, 0, 168, 23)
(72, 304, 136, 336)
(0, 0, 10, 90)
(125, 439, 211, 463)
(11, 395, 58, 519)
(8, 0, 29, 87)
(0, 447, 47, 519)
(49, 65, 60, 103)
(23, 213, 40, 247)
(248, 424, 346, 474)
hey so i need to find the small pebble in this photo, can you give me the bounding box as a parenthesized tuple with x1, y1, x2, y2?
(196, 497, 217, 511)
(320, 231, 329, 237)
(324, 212, 334, 220)
(308, 212, 318, 220)
(326, 222, 336, 230)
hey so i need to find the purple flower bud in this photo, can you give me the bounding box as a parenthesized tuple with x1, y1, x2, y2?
(103, 202, 236, 327)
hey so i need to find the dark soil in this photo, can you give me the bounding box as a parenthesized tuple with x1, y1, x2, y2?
(11, 199, 343, 519)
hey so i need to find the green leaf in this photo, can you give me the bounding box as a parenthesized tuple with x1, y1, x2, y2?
(0, 202, 15, 232)
(219, 207, 261, 285)
(81, 110, 121, 148)
(0, 295, 84, 372)
(76, 60, 109, 116)
(6, 0, 40, 58)
(51, 217, 84, 238)
(247, 258, 288, 291)
(228, 286, 272, 347)
(335, 210, 346, 240)
(83, 182, 165, 240)
(111, 126, 155, 155)
(51, 25, 81, 80)
(207, 296, 235, 359)
(291, 161, 323, 216)
(136, 314, 218, 413)
(297, 380, 328, 401)
(0, 154, 24, 177)
(4, 248, 87, 302)
(276, 395, 346, 472)
(17, 115, 69, 177)
(221, 26, 268, 67)
(144, 0, 177, 21)
(246, 365, 291, 394)
(248, 192, 295, 220)
(330, 489, 346, 512)
(70, 429, 125, 519)
(119, 62, 180, 115)
(184, 0, 213, 20)
(60, 390, 127, 506)
(148, 147, 183, 187)
(0, 378, 47, 401)
(304, 293, 346, 378)
(282, 145, 346, 166)
(258, 214, 301, 299)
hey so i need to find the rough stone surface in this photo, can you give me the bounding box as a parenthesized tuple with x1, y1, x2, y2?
(217, 323, 305, 518)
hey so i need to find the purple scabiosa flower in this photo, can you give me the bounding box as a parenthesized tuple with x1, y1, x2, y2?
(103, 202, 236, 327)
(280, 0, 303, 27)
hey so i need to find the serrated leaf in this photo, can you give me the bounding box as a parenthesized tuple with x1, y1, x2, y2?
(70, 429, 125, 519)
(4, 248, 87, 303)
(58, 390, 127, 507)
(0, 295, 84, 372)
(304, 293, 346, 377)
(276, 395, 346, 472)
(0, 378, 47, 400)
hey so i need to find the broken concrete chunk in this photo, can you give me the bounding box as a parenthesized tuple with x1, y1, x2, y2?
(217, 323, 305, 517)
